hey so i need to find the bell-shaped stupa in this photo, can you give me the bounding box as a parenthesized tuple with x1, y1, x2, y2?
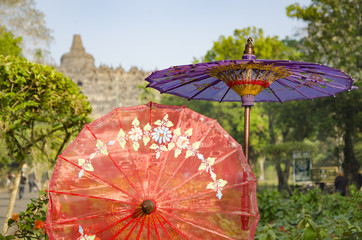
(60, 34, 95, 71)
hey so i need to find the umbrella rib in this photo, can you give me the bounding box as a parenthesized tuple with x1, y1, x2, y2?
(151, 215, 161, 240)
(48, 190, 139, 206)
(114, 108, 147, 198)
(266, 84, 284, 103)
(154, 212, 172, 239)
(154, 120, 218, 199)
(59, 156, 140, 202)
(136, 215, 147, 240)
(108, 154, 143, 200)
(95, 211, 135, 235)
(288, 73, 349, 90)
(160, 75, 212, 94)
(125, 214, 144, 240)
(147, 72, 210, 86)
(158, 207, 257, 218)
(187, 79, 222, 100)
(219, 87, 232, 102)
(284, 76, 337, 96)
(158, 180, 256, 205)
(49, 209, 134, 225)
(147, 105, 152, 197)
(147, 216, 150, 240)
(275, 80, 314, 100)
(158, 209, 234, 240)
(198, 120, 217, 144)
(155, 147, 241, 201)
(155, 212, 189, 240)
(110, 216, 138, 240)
(155, 156, 189, 199)
(152, 107, 186, 196)
(291, 68, 351, 80)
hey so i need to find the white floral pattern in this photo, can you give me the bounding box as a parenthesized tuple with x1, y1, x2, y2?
(151, 126, 172, 144)
(78, 139, 108, 178)
(77, 225, 96, 240)
(78, 114, 227, 199)
(176, 136, 190, 149)
(128, 126, 143, 142)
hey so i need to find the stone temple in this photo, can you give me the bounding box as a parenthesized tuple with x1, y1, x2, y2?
(58, 34, 152, 118)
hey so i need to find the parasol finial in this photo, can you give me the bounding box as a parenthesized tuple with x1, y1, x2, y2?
(242, 37, 255, 60)
(243, 37, 255, 55)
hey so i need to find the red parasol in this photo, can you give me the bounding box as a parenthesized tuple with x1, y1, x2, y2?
(45, 102, 259, 240)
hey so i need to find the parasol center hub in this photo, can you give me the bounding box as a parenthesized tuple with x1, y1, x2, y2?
(141, 199, 156, 214)
(241, 94, 255, 106)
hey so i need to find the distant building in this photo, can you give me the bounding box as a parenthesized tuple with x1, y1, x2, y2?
(57, 34, 151, 117)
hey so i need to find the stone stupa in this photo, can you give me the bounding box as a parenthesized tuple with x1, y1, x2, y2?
(60, 34, 95, 72)
(57, 34, 153, 117)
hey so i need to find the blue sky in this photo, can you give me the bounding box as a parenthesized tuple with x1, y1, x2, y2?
(35, 0, 311, 71)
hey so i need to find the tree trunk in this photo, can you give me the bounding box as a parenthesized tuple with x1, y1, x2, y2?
(2, 162, 24, 235)
(268, 111, 276, 145)
(276, 161, 292, 195)
(259, 156, 265, 181)
(283, 159, 293, 194)
(343, 126, 360, 188)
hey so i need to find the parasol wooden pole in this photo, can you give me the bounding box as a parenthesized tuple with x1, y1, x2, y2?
(241, 37, 255, 163)
(244, 105, 251, 163)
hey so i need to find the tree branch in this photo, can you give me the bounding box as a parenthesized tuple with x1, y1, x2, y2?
(52, 126, 71, 165)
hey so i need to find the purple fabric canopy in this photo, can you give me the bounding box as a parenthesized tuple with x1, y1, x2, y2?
(145, 36, 357, 163)
(146, 59, 354, 103)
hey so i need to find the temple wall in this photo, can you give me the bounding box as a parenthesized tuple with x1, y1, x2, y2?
(56, 35, 151, 118)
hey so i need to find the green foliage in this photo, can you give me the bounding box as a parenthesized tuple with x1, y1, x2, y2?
(138, 82, 157, 103)
(196, 26, 302, 62)
(0, 55, 92, 165)
(272, 101, 318, 142)
(0, 55, 92, 232)
(265, 142, 315, 157)
(286, 0, 361, 77)
(0, 191, 48, 239)
(0, 235, 14, 240)
(286, 0, 362, 187)
(0, 26, 22, 57)
(256, 187, 362, 239)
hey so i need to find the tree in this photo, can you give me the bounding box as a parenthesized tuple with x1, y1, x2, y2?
(0, 0, 53, 62)
(138, 82, 157, 103)
(287, 0, 362, 188)
(0, 55, 92, 234)
(0, 26, 22, 57)
(0, 26, 23, 178)
(264, 100, 321, 193)
(286, 0, 361, 77)
(265, 142, 315, 194)
(196, 27, 301, 62)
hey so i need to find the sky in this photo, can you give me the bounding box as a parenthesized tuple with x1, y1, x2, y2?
(35, 0, 311, 71)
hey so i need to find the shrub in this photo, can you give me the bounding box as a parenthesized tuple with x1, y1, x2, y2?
(256, 186, 362, 239)
(1, 191, 48, 239)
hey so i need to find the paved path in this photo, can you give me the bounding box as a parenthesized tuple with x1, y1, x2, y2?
(0, 186, 39, 228)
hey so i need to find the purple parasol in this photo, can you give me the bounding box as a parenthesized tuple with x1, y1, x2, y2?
(145, 38, 356, 161)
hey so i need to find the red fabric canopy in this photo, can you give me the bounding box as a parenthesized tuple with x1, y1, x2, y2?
(45, 102, 259, 240)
